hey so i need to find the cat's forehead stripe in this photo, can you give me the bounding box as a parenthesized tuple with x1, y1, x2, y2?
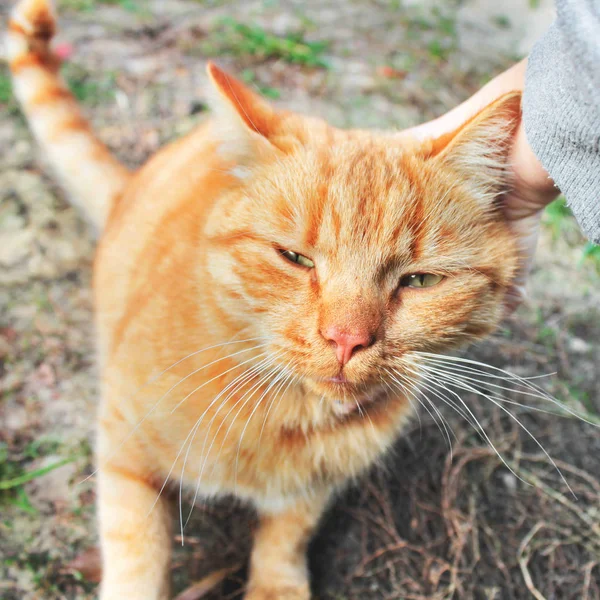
(303, 181, 326, 247)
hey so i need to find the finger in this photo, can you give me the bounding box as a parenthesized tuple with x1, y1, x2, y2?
(501, 205, 543, 314)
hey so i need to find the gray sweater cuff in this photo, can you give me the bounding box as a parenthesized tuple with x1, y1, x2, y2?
(523, 4, 600, 245)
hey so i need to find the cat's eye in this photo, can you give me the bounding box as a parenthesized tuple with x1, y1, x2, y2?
(279, 249, 315, 269)
(399, 273, 444, 288)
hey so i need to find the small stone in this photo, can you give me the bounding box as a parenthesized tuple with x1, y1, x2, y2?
(569, 337, 590, 354)
(501, 472, 517, 492)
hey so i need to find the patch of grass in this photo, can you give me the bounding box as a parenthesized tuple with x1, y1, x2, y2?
(0, 443, 37, 514)
(206, 17, 329, 68)
(23, 438, 62, 460)
(62, 64, 116, 106)
(241, 69, 280, 99)
(491, 14, 511, 29)
(565, 382, 595, 415)
(185, 0, 227, 6)
(0, 70, 12, 104)
(552, 379, 600, 423)
(58, 0, 144, 13)
(427, 38, 451, 61)
(543, 196, 572, 238)
(11, 486, 38, 514)
(405, 6, 458, 61)
(432, 7, 458, 38)
(543, 196, 600, 272)
(0, 441, 79, 515)
(0, 457, 75, 491)
(0, 66, 22, 118)
(580, 241, 600, 272)
(533, 308, 558, 347)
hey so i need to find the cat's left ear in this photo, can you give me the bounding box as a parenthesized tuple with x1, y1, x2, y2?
(425, 92, 522, 207)
(206, 62, 281, 168)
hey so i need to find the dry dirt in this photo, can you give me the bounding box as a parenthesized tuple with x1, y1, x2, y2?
(1, 1, 599, 599)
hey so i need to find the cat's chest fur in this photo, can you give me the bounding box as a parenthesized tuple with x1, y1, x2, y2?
(163, 382, 412, 512)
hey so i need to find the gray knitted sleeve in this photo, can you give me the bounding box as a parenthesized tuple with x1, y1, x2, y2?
(522, 0, 600, 244)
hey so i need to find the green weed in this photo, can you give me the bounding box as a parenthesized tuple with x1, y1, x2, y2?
(580, 241, 600, 271)
(543, 196, 572, 238)
(207, 18, 329, 68)
(0, 67, 21, 118)
(0, 443, 36, 514)
(491, 15, 511, 29)
(0, 441, 78, 515)
(534, 308, 557, 347)
(553, 380, 600, 423)
(405, 7, 458, 61)
(23, 438, 62, 460)
(0, 70, 12, 104)
(0, 457, 75, 491)
(59, 0, 143, 13)
(62, 64, 116, 106)
(566, 383, 594, 414)
(543, 197, 600, 272)
(241, 69, 281, 99)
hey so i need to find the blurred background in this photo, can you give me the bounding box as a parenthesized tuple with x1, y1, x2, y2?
(1, 1, 599, 599)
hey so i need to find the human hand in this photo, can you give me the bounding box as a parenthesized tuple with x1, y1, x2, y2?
(401, 59, 560, 309)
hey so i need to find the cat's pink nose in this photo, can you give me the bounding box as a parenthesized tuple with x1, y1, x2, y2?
(322, 326, 375, 366)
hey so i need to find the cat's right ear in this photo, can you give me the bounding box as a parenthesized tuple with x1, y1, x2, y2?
(206, 62, 280, 169)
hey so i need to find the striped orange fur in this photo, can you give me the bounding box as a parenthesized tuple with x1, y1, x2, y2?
(6, 1, 522, 598)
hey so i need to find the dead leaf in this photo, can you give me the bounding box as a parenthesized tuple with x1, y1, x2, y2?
(376, 65, 408, 79)
(64, 546, 102, 583)
(174, 565, 239, 600)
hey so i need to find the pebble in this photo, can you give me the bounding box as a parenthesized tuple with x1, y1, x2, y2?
(568, 337, 591, 354)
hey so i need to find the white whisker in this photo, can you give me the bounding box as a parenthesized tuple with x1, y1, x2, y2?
(380, 375, 422, 432)
(402, 364, 529, 489)
(147, 351, 268, 522)
(179, 353, 279, 536)
(414, 354, 599, 427)
(386, 369, 453, 454)
(415, 352, 559, 401)
(416, 363, 573, 419)
(81, 337, 264, 484)
(169, 344, 267, 414)
(414, 365, 575, 497)
(257, 371, 298, 455)
(181, 354, 287, 532)
(197, 355, 283, 483)
(233, 361, 293, 490)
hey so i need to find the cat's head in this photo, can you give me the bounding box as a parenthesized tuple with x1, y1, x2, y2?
(203, 63, 520, 419)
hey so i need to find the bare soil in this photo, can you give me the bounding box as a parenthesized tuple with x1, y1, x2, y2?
(1, 1, 599, 599)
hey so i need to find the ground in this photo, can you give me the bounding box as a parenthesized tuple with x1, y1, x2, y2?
(1, 1, 599, 599)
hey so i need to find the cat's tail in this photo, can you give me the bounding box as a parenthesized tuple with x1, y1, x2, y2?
(5, 0, 131, 232)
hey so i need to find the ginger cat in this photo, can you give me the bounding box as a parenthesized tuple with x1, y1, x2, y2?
(6, 1, 521, 598)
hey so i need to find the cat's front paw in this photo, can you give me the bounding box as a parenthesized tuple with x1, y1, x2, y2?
(244, 583, 310, 600)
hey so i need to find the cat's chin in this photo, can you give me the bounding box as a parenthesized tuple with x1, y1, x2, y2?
(304, 378, 390, 417)
(332, 386, 389, 416)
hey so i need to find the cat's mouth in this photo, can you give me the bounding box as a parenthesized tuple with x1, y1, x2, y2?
(303, 371, 391, 417)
